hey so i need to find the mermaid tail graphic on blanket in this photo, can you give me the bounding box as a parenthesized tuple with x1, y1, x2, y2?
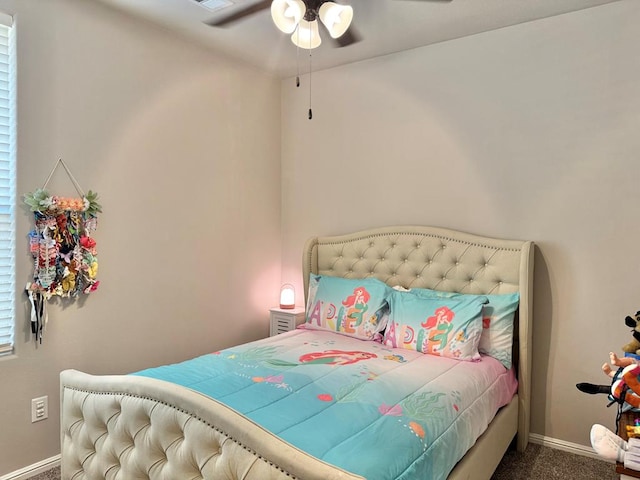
(267, 350, 377, 368)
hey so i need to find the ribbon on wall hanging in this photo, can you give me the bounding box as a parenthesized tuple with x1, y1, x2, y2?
(23, 159, 102, 343)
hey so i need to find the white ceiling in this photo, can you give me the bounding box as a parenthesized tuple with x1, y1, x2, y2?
(96, 0, 620, 78)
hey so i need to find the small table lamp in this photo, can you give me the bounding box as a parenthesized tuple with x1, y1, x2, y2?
(279, 283, 296, 309)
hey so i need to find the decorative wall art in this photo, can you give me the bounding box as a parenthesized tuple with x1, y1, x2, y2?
(24, 159, 102, 343)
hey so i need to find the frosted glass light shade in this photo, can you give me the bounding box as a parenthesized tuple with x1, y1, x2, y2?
(291, 19, 322, 49)
(271, 0, 306, 34)
(280, 284, 296, 309)
(319, 2, 353, 39)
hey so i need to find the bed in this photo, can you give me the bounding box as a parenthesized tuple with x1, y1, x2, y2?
(60, 225, 534, 480)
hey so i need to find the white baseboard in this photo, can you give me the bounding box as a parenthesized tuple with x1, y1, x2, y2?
(528, 432, 613, 463)
(0, 455, 60, 480)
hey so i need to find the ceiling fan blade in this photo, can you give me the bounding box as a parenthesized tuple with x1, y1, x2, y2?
(205, 0, 272, 27)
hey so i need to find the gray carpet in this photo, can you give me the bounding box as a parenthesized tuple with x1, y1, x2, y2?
(491, 443, 617, 479)
(29, 466, 60, 480)
(30, 444, 617, 479)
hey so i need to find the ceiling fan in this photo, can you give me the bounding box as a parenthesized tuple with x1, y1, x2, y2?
(204, 0, 453, 49)
(206, 0, 359, 48)
(204, 0, 452, 49)
(204, 0, 451, 119)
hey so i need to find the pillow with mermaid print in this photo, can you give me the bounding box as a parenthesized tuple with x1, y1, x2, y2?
(304, 274, 390, 340)
(403, 287, 520, 369)
(383, 290, 487, 361)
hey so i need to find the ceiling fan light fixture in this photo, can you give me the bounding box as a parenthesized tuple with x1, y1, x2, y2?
(271, 0, 306, 34)
(291, 19, 322, 49)
(318, 2, 353, 39)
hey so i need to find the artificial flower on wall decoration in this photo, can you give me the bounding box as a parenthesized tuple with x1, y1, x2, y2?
(23, 159, 102, 343)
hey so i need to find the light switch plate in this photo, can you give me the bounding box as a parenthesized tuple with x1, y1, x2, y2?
(31, 395, 48, 423)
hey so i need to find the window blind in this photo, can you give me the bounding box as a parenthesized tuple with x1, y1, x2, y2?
(0, 12, 15, 356)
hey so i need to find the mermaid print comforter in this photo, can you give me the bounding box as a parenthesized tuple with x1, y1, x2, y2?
(134, 328, 517, 480)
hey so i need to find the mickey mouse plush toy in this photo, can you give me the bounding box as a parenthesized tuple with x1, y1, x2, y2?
(622, 311, 640, 355)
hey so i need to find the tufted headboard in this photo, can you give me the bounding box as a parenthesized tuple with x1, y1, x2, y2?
(302, 225, 534, 451)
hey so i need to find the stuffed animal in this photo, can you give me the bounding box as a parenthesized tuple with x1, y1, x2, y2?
(577, 351, 636, 395)
(622, 311, 640, 355)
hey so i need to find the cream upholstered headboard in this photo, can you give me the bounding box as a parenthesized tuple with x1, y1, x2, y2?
(302, 225, 534, 451)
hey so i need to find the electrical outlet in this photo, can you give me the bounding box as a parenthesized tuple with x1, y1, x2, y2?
(31, 396, 48, 423)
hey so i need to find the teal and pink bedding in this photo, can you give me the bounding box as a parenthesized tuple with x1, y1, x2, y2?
(134, 328, 517, 480)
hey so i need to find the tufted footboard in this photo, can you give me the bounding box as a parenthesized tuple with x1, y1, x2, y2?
(60, 369, 364, 480)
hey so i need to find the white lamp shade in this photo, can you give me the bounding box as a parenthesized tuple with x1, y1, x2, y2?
(291, 19, 322, 49)
(319, 2, 353, 39)
(280, 284, 296, 309)
(271, 0, 306, 34)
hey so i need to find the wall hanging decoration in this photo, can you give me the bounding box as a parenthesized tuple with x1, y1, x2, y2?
(24, 159, 102, 343)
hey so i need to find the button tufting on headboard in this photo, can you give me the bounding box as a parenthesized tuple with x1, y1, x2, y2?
(305, 228, 524, 299)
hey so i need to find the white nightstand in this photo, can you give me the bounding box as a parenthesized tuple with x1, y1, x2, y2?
(269, 307, 305, 336)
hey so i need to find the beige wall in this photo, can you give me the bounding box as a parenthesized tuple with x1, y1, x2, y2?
(0, 0, 281, 474)
(3, 0, 639, 474)
(281, 1, 640, 448)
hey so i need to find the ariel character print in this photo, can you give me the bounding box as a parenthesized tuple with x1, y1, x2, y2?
(300, 350, 377, 365)
(339, 286, 370, 334)
(422, 306, 456, 354)
(267, 350, 377, 368)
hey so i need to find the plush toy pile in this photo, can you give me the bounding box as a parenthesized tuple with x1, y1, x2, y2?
(576, 311, 640, 470)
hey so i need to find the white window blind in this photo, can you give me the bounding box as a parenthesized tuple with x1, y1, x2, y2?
(0, 12, 15, 356)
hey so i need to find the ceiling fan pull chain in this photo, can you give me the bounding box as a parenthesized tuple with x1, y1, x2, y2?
(296, 32, 300, 88)
(308, 48, 313, 120)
